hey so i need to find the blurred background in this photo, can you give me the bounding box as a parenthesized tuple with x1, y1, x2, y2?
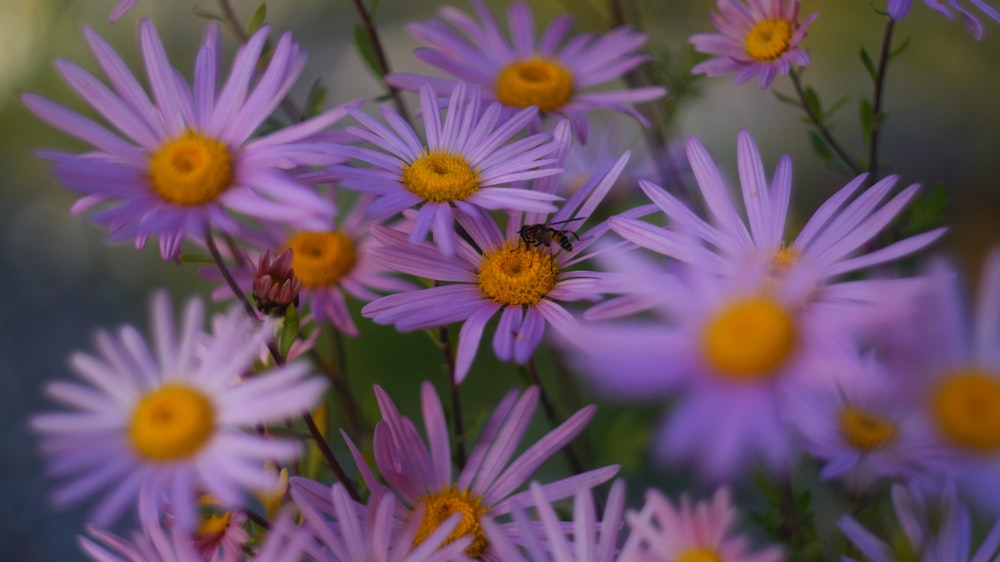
(1, 0, 998, 558)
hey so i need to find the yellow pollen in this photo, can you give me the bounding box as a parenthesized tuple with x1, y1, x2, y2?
(128, 384, 215, 462)
(149, 129, 233, 206)
(286, 230, 357, 288)
(495, 58, 574, 112)
(401, 151, 480, 202)
(701, 295, 798, 382)
(771, 243, 799, 274)
(477, 239, 559, 306)
(199, 511, 231, 538)
(839, 406, 897, 451)
(744, 19, 793, 62)
(413, 487, 489, 559)
(678, 548, 722, 562)
(932, 369, 1000, 452)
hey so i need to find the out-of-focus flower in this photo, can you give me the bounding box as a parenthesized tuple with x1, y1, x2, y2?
(341, 382, 617, 561)
(389, 0, 665, 141)
(290, 480, 475, 562)
(839, 482, 1000, 561)
(320, 82, 562, 257)
(690, 0, 818, 88)
(109, 0, 137, 21)
(24, 21, 353, 260)
(30, 292, 327, 529)
(363, 125, 630, 382)
(887, 0, 1000, 40)
(483, 480, 626, 562)
(619, 487, 783, 562)
(253, 249, 302, 317)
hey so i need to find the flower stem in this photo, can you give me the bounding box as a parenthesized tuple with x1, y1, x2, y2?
(205, 229, 361, 502)
(522, 359, 587, 477)
(788, 69, 864, 176)
(866, 18, 896, 183)
(350, 0, 411, 123)
(438, 326, 468, 468)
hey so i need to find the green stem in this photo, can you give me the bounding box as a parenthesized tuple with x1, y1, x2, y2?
(789, 69, 863, 176)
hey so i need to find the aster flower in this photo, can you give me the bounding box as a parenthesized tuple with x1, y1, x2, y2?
(78, 489, 201, 562)
(618, 487, 783, 562)
(24, 21, 355, 260)
(290, 480, 475, 562)
(207, 193, 414, 336)
(690, 0, 819, 88)
(341, 382, 618, 561)
(109, 0, 137, 21)
(839, 482, 1000, 561)
(30, 292, 327, 529)
(482, 480, 626, 562)
(887, 0, 1000, 40)
(609, 129, 945, 317)
(388, 0, 666, 141)
(320, 82, 563, 257)
(362, 126, 631, 382)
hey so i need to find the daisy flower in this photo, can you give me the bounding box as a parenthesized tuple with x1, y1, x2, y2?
(109, 0, 137, 21)
(619, 487, 783, 562)
(24, 21, 355, 260)
(609, 129, 945, 317)
(839, 482, 1000, 561)
(290, 480, 476, 562)
(207, 193, 414, 336)
(342, 382, 618, 561)
(388, 0, 666, 141)
(30, 292, 328, 529)
(362, 127, 632, 382)
(321, 82, 562, 257)
(689, 0, 819, 88)
(887, 0, 1000, 40)
(482, 480, 626, 562)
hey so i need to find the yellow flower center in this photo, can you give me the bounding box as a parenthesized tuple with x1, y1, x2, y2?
(128, 384, 215, 462)
(286, 231, 357, 288)
(495, 58, 574, 112)
(678, 549, 722, 562)
(771, 243, 799, 275)
(149, 129, 234, 206)
(744, 19, 793, 62)
(477, 239, 559, 306)
(932, 369, 1000, 453)
(413, 487, 489, 559)
(701, 295, 798, 382)
(401, 151, 480, 202)
(839, 406, 897, 451)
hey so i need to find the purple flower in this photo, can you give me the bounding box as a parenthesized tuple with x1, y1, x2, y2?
(341, 382, 618, 561)
(887, 0, 1000, 40)
(109, 0, 137, 21)
(321, 82, 562, 257)
(363, 125, 630, 381)
(24, 21, 354, 260)
(690, 0, 819, 88)
(388, 0, 666, 141)
(30, 292, 327, 529)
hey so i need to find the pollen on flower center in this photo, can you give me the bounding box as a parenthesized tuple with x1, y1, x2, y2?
(149, 129, 234, 206)
(413, 487, 489, 559)
(771, 243, 799, 274)
(286, 231, 357, 288)
(678, 548, 722, 562)
(932, 369, 1000, 452)
(128, 383, 216, 462)
(744, 19, 793, 61)
(701, 295, 798, 382)
(477, 239, 559, 306)
(402, 151, 480, 202)
(839, 406, 897, 451)
(495, 58, 574, 112)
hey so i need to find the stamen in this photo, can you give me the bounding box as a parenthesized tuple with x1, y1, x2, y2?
(839, 406, 897, 451)
(413, 487, 489, 559)
(149, 130, 233, 206)
(477, 239, 558, 306)
(495, 58, 574, 112)
(678, 549, 722, 562)
(285, 231, 357, 288)
(128, 384, 215, 462)
(744, 19, 793, 61)
(401, 151, 480, 202)
(932, 369, 1000, 452)
(701, 295, 798, 382)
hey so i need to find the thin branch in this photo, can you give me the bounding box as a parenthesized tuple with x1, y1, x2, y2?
(350, 0, 411, 122)
(522, 360, 587, 477)
(788, 69, 864, 176)
(867, 18, 896, 183)
(438, 326, 467, 468)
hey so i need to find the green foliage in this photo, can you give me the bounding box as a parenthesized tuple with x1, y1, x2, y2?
(304, 80, 329, 119)
(247, 3, 268, 35)
(278, 304, 301, 359)
(353, 24, 385, 79)
(900, 183, 950, 236)
(860, 47, 878, 81)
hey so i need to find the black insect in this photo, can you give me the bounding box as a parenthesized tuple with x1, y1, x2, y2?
(518, 218, 582, 252)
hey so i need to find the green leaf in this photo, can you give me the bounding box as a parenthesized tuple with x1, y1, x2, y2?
(859, 97, 875, 142)
(890, 36, 912, 59)
(353, 23, 385, 79)
(807, 129, 835, 166)
(247, 3, 268, 35)
(278, 304, 300, 358)
(859, 47, 877, 81)
(773, 90, 801, 108)
(803, 86, 822, 122)
(304, 79, 328, 118)
(900, 183, 949, 236)
(191, 6, 225, 21)
(824, 96, 849, 120)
